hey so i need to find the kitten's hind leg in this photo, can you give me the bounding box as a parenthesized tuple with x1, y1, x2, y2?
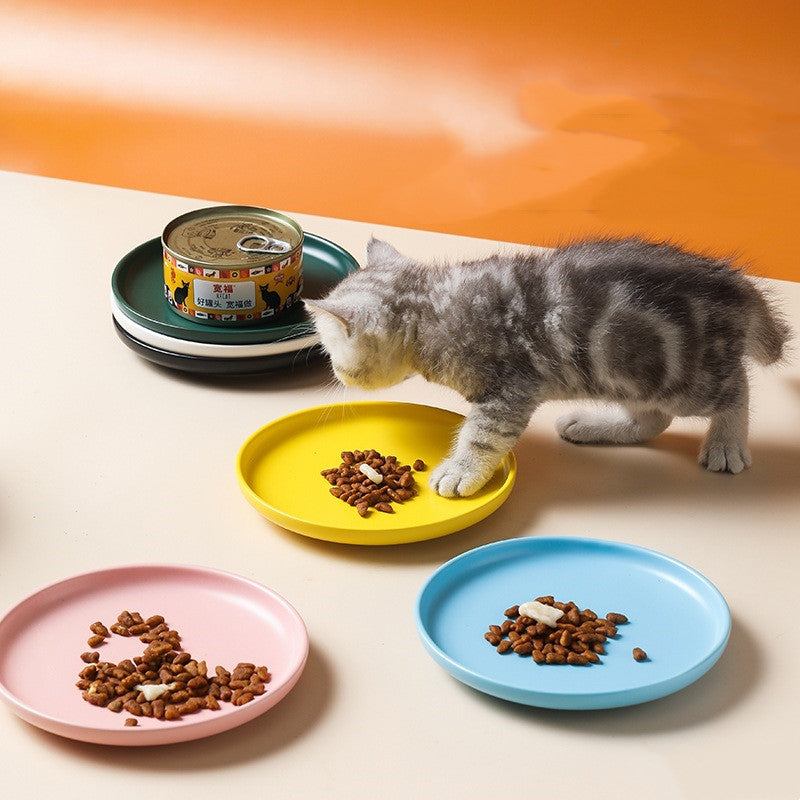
(556, 403, 672, 445)
(699, 376, 751, 474)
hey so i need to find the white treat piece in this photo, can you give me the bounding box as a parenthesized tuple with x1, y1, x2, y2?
(518, 600, 564, 628)
(359, 463, 383, 484)
(135, 682, 177, 701)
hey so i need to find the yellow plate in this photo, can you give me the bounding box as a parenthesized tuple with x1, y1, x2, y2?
(236, 402, 517, 545)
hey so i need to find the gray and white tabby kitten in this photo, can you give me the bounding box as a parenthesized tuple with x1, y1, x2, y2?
(305, 237, 790, 497)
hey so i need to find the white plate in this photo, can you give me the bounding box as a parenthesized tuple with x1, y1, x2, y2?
(111, 295, 320, 359)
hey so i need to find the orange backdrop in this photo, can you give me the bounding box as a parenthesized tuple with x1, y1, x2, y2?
(1, 0, 799, 281)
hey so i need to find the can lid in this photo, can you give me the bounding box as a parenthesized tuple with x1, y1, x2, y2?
(163, 206, 303, 266)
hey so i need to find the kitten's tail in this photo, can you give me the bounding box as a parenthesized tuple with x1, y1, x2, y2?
(745, 284, 792, 365)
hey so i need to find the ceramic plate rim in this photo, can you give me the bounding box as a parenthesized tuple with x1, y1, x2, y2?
(0, 563, 309, 745)
(236, 401, 517, 545)
(112, 318, 324, 375)
(415, 536, 731, 709)
(111, 295, 320, 357)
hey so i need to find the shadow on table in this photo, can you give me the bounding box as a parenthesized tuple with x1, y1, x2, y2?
(265, 425, 800, 568)
(26, 644, 334, 768)
(451, 614, 758, 733)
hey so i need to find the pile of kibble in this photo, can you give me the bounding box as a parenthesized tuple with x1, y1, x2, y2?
(77, 611, 270, 725)
(320, 449, 425, 517)
(484, 596, 632, 665)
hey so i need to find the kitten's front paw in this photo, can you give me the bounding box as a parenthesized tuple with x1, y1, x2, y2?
(429, 458, 488, 498)
(699, 441, 752, 474)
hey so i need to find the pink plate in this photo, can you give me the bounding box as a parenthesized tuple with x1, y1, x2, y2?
(0, 564, 309, 746)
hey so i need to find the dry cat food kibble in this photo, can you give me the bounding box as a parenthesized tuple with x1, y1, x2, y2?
(484, 596, 630, 665)
(632, 647, 648, 662)
(320, 449, 426, 517)
(76, 611, 271, 726)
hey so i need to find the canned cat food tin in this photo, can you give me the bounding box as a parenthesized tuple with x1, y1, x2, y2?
(162, 205, 304, 325)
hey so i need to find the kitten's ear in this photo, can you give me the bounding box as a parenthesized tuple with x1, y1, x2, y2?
(303, 298, 352, 336)
(366, 237, 405, 268)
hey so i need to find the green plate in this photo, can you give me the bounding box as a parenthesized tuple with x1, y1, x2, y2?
(111, 233, 359, 345)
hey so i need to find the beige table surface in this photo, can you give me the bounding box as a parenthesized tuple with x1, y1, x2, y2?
(1, 170, 798, 800)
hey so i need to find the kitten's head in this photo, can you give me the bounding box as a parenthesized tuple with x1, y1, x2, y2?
(304, 238, 417, 389)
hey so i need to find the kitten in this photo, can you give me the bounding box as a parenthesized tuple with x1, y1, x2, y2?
(305, 237, 790, 497)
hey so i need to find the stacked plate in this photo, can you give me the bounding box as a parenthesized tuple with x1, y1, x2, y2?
(111, 233, 359, 375)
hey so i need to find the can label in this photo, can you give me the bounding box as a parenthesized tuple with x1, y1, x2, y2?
(193, 279, 256, 312)
(163, 249, 303, 322)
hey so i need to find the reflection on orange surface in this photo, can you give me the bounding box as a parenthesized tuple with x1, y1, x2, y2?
(1, 0, 799, 281)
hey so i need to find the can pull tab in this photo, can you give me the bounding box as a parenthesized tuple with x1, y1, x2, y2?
(236, 234, 291, 254)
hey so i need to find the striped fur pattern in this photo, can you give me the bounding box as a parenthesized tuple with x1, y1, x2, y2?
(305, 237, 791, 496)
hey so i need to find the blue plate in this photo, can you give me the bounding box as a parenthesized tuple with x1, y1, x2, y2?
(415, 537, 730, 710)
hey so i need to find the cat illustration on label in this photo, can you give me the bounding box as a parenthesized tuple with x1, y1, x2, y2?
(260, 284, 282, 313)
(285, 287, 302, 309)
(173, 281, 190, 308)
(305, 237, 791, 497)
